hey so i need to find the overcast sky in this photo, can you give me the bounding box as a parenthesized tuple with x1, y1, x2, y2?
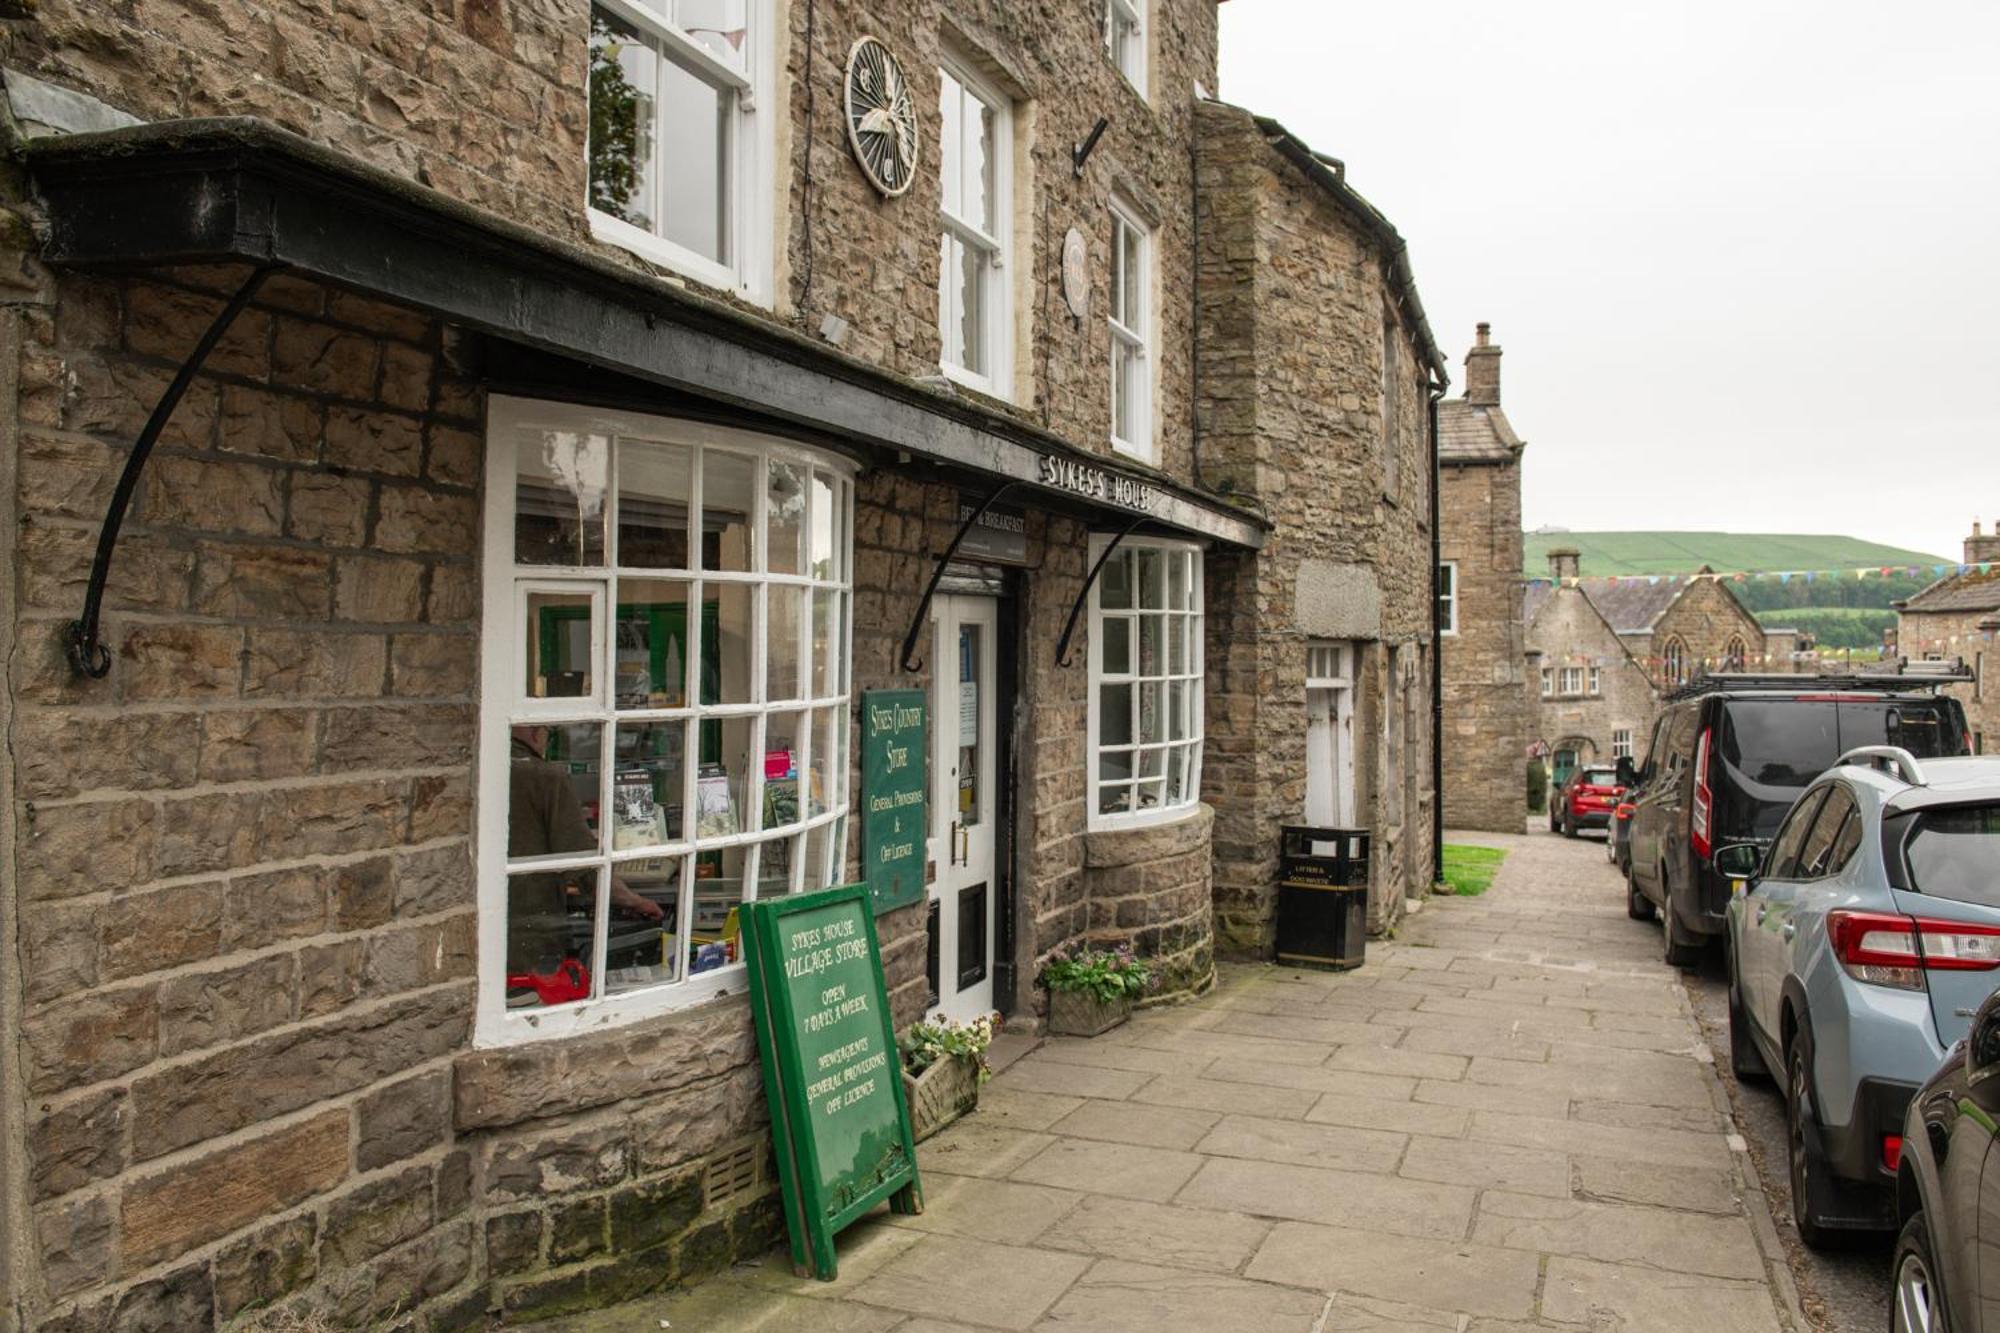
(1218, 1, 1999, 563)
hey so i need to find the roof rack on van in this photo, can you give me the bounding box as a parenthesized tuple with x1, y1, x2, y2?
(1838, 746, 1929, 787)
(1662, 661, 1974, 704)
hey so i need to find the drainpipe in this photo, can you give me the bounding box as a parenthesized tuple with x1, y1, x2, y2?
(1429, 379, 1445, 886)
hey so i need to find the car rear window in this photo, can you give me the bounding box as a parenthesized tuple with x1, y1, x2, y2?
(1837, 700, 1960, 758)
(1578, 768, 1618, 787)
(1901, 804, 2000, 908)
(1719, 701, 1838, 789)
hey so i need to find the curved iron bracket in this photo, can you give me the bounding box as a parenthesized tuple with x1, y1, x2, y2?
(66, 264, 283, 677)
(899, 481, 1025, 673)
(1054, 515, 1146, 668)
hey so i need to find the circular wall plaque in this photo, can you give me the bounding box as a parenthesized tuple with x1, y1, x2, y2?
(844, 36, 919, 198)
(1061, 227, 1089, 319)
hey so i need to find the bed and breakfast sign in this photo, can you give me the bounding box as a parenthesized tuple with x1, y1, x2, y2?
(743, 884, 922, 1280)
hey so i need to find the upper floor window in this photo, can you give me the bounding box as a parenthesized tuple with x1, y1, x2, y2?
(1090, 540, 1203, 828)
(1105, 0, 1146, 92)
(1588, 666, 1602, 696)
(938, 57, 1012, 396)
(587, 0, 773, 304)
(1558, 666, 1584, 696)
(1612, 728, 1633, 759)
(1438, 561, 1459, 636)
(1663, 636, 1688, 685)
(1540, 667, 1553, 698)
(479, 399, 854, 1045)
(1109, 200, 1153, 461)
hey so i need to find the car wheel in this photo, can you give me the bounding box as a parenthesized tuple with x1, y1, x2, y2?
(1726, 941, 1767, 1081)
(1892, 1211, 1948, 1333)
(1661, 871, 1702, 968)
(1626, 864, 1655, 920)
(1549, 807, 1559, 832)
(1562, 814, 1578, 839)
(1787, 1040, 1834, 1250)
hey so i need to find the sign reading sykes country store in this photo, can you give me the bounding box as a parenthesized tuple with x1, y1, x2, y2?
(861, 689, 927, 915)
(743, 884, 922, 1280)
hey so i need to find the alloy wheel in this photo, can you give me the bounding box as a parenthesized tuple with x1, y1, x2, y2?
(1893, 1248, 1939, 1333)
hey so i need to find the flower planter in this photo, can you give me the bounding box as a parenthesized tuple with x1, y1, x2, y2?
(903, 1054, 981, 1143)
(1046, 989, 1133, 1037)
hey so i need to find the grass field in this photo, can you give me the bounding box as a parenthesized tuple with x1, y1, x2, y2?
(1439, 844, 1506, 896)
(1523, 531, 1948, 578)
(1754, 606, 1896, 649)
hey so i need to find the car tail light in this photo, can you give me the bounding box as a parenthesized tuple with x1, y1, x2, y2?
(1690, 727, 1713, 859)
(1882, 1134, 1903, 1172)
(1827, 910, 2000, 990)
(1615, 802, 1635, 821)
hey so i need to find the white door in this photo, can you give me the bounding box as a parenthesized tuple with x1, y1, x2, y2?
(929, 594, 998, 1021)
(1305, 641, 1356, 830)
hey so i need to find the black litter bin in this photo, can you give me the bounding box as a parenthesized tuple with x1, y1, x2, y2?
(1275, 826, 1370, 971)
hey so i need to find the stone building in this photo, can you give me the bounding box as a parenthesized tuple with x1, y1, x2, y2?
(1437, 324, 1528, 833)
(0, 1, 1440, 1328)
(1897, 519, 2000, 754)
(1194, 103, 1445, 943)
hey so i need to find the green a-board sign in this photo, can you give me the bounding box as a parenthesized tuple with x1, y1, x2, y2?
(742, 883, 922, 1279)
(861, 689, 926, 915)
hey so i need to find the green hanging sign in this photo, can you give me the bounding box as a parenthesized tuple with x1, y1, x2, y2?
(743, 884, 922, 1279)
(860, 689, 927, 915)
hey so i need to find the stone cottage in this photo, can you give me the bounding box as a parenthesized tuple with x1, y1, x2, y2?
(0, 1, 1442, 1327)
(1437, 324, 1529, 833)
(1897, 519, 2000, 754)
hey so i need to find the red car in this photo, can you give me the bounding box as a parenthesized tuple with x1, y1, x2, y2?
(1552, 764, 1625, 838)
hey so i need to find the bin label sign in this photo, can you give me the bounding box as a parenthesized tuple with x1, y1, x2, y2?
(861, 689, 926, 915)
(743, 883, 922, 1279)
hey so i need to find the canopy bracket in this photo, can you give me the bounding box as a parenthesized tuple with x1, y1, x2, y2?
(1054, 515, 1146, 669)
(899, 481, 1024, 673)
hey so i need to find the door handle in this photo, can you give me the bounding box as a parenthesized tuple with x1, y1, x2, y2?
(956, 822, 970, 866)
(949, 821, 962, 868)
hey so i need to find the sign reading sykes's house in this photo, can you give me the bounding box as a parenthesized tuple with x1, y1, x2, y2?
(1037, 453, 1156, 513)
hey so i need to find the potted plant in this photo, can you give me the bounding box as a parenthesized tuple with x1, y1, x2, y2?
(1040, 943, 1152, 1037)
(898, 1012, 997, 1142)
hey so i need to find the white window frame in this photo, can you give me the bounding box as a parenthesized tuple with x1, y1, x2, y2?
(1588, 665, 1602, 696)
(1108, 198, 1154, 462)
(1612, 729, 1634, 760)
(1438, 561, 1459, 636)
(585, 0, 776, 307)
(477, 397, 854, 1047)
(1087, 536, 1204, 831)
(1305, 641, 1356, 828)
(937, 54, 1013, 398)
(1105, 0, 1147, 95)
(1559, 666, 1584, 697)
(1540, 667, 1553, 698)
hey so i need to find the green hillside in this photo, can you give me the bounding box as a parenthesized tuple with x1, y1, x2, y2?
(1754, 607, 1896, 651)
(1523, 531, 1949, 578)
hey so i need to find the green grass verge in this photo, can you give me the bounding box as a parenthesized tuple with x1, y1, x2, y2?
(1439, 844, 1506, 896)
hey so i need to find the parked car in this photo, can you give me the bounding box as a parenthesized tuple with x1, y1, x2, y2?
(1719, 748, 2000, 1249)
(1553, 764, 1623, 838)
(1893, 987, 2000, 1333)
(1607, 795, 1637, 873)
(1624, 665, 1971, 965)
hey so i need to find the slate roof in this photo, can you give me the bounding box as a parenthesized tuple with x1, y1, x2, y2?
(1438, 400, 1523, 465)
(1901, 569, 2000, 615)
(1525, 576, 1692, 635)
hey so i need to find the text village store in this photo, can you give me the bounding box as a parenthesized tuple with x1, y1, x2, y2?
(479, 397, 1258, 1044)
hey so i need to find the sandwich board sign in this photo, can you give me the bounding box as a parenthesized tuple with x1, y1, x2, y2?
(743, 882, 923, 1279)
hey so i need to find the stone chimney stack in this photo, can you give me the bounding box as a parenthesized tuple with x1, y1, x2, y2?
(1464, 322, 1501, 407)
(1548, 547, 1580, 582)
(1967, 518, 2000, 565)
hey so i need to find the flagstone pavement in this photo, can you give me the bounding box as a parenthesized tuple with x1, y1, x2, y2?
(526, 829, 1806, 1332)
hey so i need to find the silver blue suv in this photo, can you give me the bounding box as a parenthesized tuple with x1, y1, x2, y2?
(1721, 749, 2000, 1248)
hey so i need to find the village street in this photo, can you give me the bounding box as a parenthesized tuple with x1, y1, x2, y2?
(523, 830, 1809, 1333)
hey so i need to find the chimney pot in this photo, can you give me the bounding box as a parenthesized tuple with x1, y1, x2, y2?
(1966, 518, 2000, 565)
(1548, 546, 1581, 581)
(1475, 322, 1490, 346)
(1464, 324, 1501, 407)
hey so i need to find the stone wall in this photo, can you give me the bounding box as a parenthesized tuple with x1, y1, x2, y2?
(1648, 578, 1765, 688)
(1194, 100, 1437, 950)
(1525, 587, 1656, 777)
(1900, 606, 1996, 755)
(1439, 459, 1527, 832)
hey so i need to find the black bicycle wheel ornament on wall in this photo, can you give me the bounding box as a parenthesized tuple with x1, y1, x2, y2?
(845, 36, 919, 198)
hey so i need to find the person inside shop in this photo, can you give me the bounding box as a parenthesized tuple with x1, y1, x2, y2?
(509, 725, 665, 998)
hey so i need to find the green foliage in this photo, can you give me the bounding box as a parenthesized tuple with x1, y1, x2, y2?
(1754, 607, 1897, 650)
(899, 1013, 997, 1083)
(587, 13, 644, 223)
(1526, 759, 1547, 814)
(1039, 943, 1152, 1004)
(1440, 844, 1505, 896)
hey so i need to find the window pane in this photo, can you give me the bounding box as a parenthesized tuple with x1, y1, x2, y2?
(673, 0, 748, 71)
(1137, 547, 1164, 609)
(1099, 783, 1132, 816)
(1167, 551, 1188, 608)
(1138, 746, 1164, 779)
(1100, 683, 1132, 746)
(767, 585, 803, 702)
(1139, 680, 1162, 743)
(656, 54, 728, 263)
(517, 430, 610, 566)
(1138, 614, 1161, 676)
(965, 95, 994, 233)
(1166, 613, 1185, 674)
(588, 10, 657, 230)
(696, 714, 755, 836)
(1111, 218, 1126, 319)
(1099, 550, 1132, 609)
(762, 710, 805, 830)
(949, 236, 986, 374)
(614, 579, 689, 708)
(810, 472, 837, 579)
(506, 867, 598, 1007)
(1137, 777, 1165, 811)
(510, 721, 605, 860)
(811, 589, 838, 697)
(1100, 748, 1132, 782)
(1120, 223, 1142, 327)
(809, 705, 841, 817)
(702, 450, 757, 571)
(1166, 745, 1188, 804)
(1112, 339, 1133, 442)
(757, 834, 798, 897)
(1102, 616, 1130, 674)
(700, 582, 753, 705)
(1167, 680, 1186, 740)
(767, 459, 807, 575)
(689, 851, 749, 971)
(606, 855, 682, 992)
(803, 821, 832, 892)
(939, 70, 963, 216)
(618, 438, 692, 568)
(526, 591, 596, 699)
(612, 721, 687, 846)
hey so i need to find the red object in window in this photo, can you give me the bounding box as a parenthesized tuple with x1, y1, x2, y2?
(1882, 1134, 1904, 1172)
(507, 957, 590, 1006)
(1691, 727, 1714, 859)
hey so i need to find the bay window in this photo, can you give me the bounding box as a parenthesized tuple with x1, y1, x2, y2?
(587, 0, 773, 303)
(937, 57, 1012, 394)
(1089, 539, 1204, 828)
(480, 399, 852, 1043)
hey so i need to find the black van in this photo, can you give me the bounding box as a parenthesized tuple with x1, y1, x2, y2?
(1623, 667, 1971, 966)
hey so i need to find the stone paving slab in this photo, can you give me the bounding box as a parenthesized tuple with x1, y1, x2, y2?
(519, 828, 1802, 1333)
